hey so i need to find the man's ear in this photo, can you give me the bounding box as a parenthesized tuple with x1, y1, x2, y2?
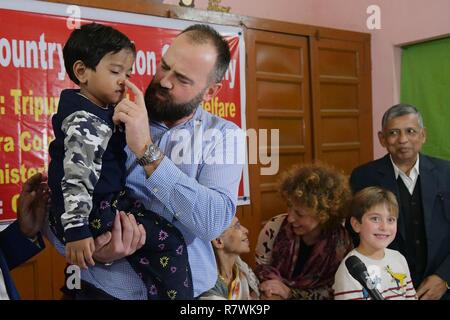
(421, 127, 427, 144)
(73, 60, 89, 84)
(350, 217, 361, 234)
(378, 130, 386, 148)
(212, 237, 225, 249)
(202, 82, 222, 102)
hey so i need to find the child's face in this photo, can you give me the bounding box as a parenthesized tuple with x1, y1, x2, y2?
(82, 49, 135, 106)
(351, 204, 397, 254)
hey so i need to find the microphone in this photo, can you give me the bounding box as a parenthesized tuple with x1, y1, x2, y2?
(345, 255, 385, 300)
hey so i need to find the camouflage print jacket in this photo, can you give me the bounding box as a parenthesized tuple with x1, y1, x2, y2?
(48, 89, 126, 242)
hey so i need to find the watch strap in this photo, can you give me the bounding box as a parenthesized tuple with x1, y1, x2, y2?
(136, 144, 163, 166)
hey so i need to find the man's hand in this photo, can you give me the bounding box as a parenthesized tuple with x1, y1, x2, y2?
(17, 172, 50, 238)
(416, 274, 448, 300)
(259, 279, 292, 300)
(92, 212, 146, 264)
(66, 237, 96, 269)
(113, 80, 152, 158)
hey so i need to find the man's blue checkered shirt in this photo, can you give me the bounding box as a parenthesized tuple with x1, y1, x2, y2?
(52, 106, 244, 299)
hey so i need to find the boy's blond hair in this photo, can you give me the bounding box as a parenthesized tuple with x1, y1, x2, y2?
(350, 186, 398, 222)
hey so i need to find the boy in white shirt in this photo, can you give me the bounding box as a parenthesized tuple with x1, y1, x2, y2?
(333, 187, 417, 300)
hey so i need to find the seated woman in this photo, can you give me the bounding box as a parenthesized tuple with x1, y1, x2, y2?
(255, 164, 353, 300)
(200, 217, 260, 300)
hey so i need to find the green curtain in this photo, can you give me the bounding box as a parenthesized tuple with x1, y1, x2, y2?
(401, 37, 450, 161)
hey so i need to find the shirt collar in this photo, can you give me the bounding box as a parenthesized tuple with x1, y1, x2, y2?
(390, 154, 420, 179)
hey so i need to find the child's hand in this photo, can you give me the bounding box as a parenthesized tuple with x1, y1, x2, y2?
(65, 237, 96, 269)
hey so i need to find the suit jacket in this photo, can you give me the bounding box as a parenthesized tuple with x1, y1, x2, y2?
(0, 221, 44, 300)
(350, 153, 450, 298)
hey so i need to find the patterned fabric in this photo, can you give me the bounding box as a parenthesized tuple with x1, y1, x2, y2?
(49, 89, 192, 300)
(333, 249, 417, 300)
(199, 257, 260, 300)
(51, 190, 193, 300)
(236, 257, 260, 298)
(228, 264, 245, 300)
(198, 276, 228, 300)
(60, 111, 112, 240)
(49, 89, 126, 243)
(255, 214, 353, 300)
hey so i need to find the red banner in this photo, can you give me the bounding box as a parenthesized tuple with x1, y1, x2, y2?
(0, 5, 247, 222)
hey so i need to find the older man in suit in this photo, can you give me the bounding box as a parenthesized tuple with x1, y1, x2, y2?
(350, 104, 450, 300)
(0, 173, 48, 299)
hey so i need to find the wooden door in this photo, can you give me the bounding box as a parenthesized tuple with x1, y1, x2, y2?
(242, 29, 313, 262)
(11, 241, 66, 300)
(310, 36, 373, 173)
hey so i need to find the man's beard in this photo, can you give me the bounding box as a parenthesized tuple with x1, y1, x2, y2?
(144, 78, 206, 123)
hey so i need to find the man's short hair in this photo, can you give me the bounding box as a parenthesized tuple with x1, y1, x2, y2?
(350, 186, 399, 223)
(381, 104, 424, 130)
(180, 24, 231, 84)
(63, 23, 136, 85)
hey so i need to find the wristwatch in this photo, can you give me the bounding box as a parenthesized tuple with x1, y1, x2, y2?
(136, 144, 163, 166)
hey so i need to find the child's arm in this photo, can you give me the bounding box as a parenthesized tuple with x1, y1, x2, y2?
(60, 111, 113, 263)
(66, 237, 95, 269)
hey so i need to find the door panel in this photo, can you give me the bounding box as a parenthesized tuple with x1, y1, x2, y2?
(311, 37, 373, 174)
(245, 30, 312, 264)
(11, 240, 66, 299)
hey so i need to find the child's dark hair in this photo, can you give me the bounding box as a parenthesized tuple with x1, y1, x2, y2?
(350, 186, 399, 222)
(63, 23, 136, 84)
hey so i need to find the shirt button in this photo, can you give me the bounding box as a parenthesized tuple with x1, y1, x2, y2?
(152, 187, 158, 193)
(416, 240, 421, 245)
(413, 220, 420, 225)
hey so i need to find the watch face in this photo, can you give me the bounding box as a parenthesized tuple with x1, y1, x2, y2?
(137, 144, 163, 166)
